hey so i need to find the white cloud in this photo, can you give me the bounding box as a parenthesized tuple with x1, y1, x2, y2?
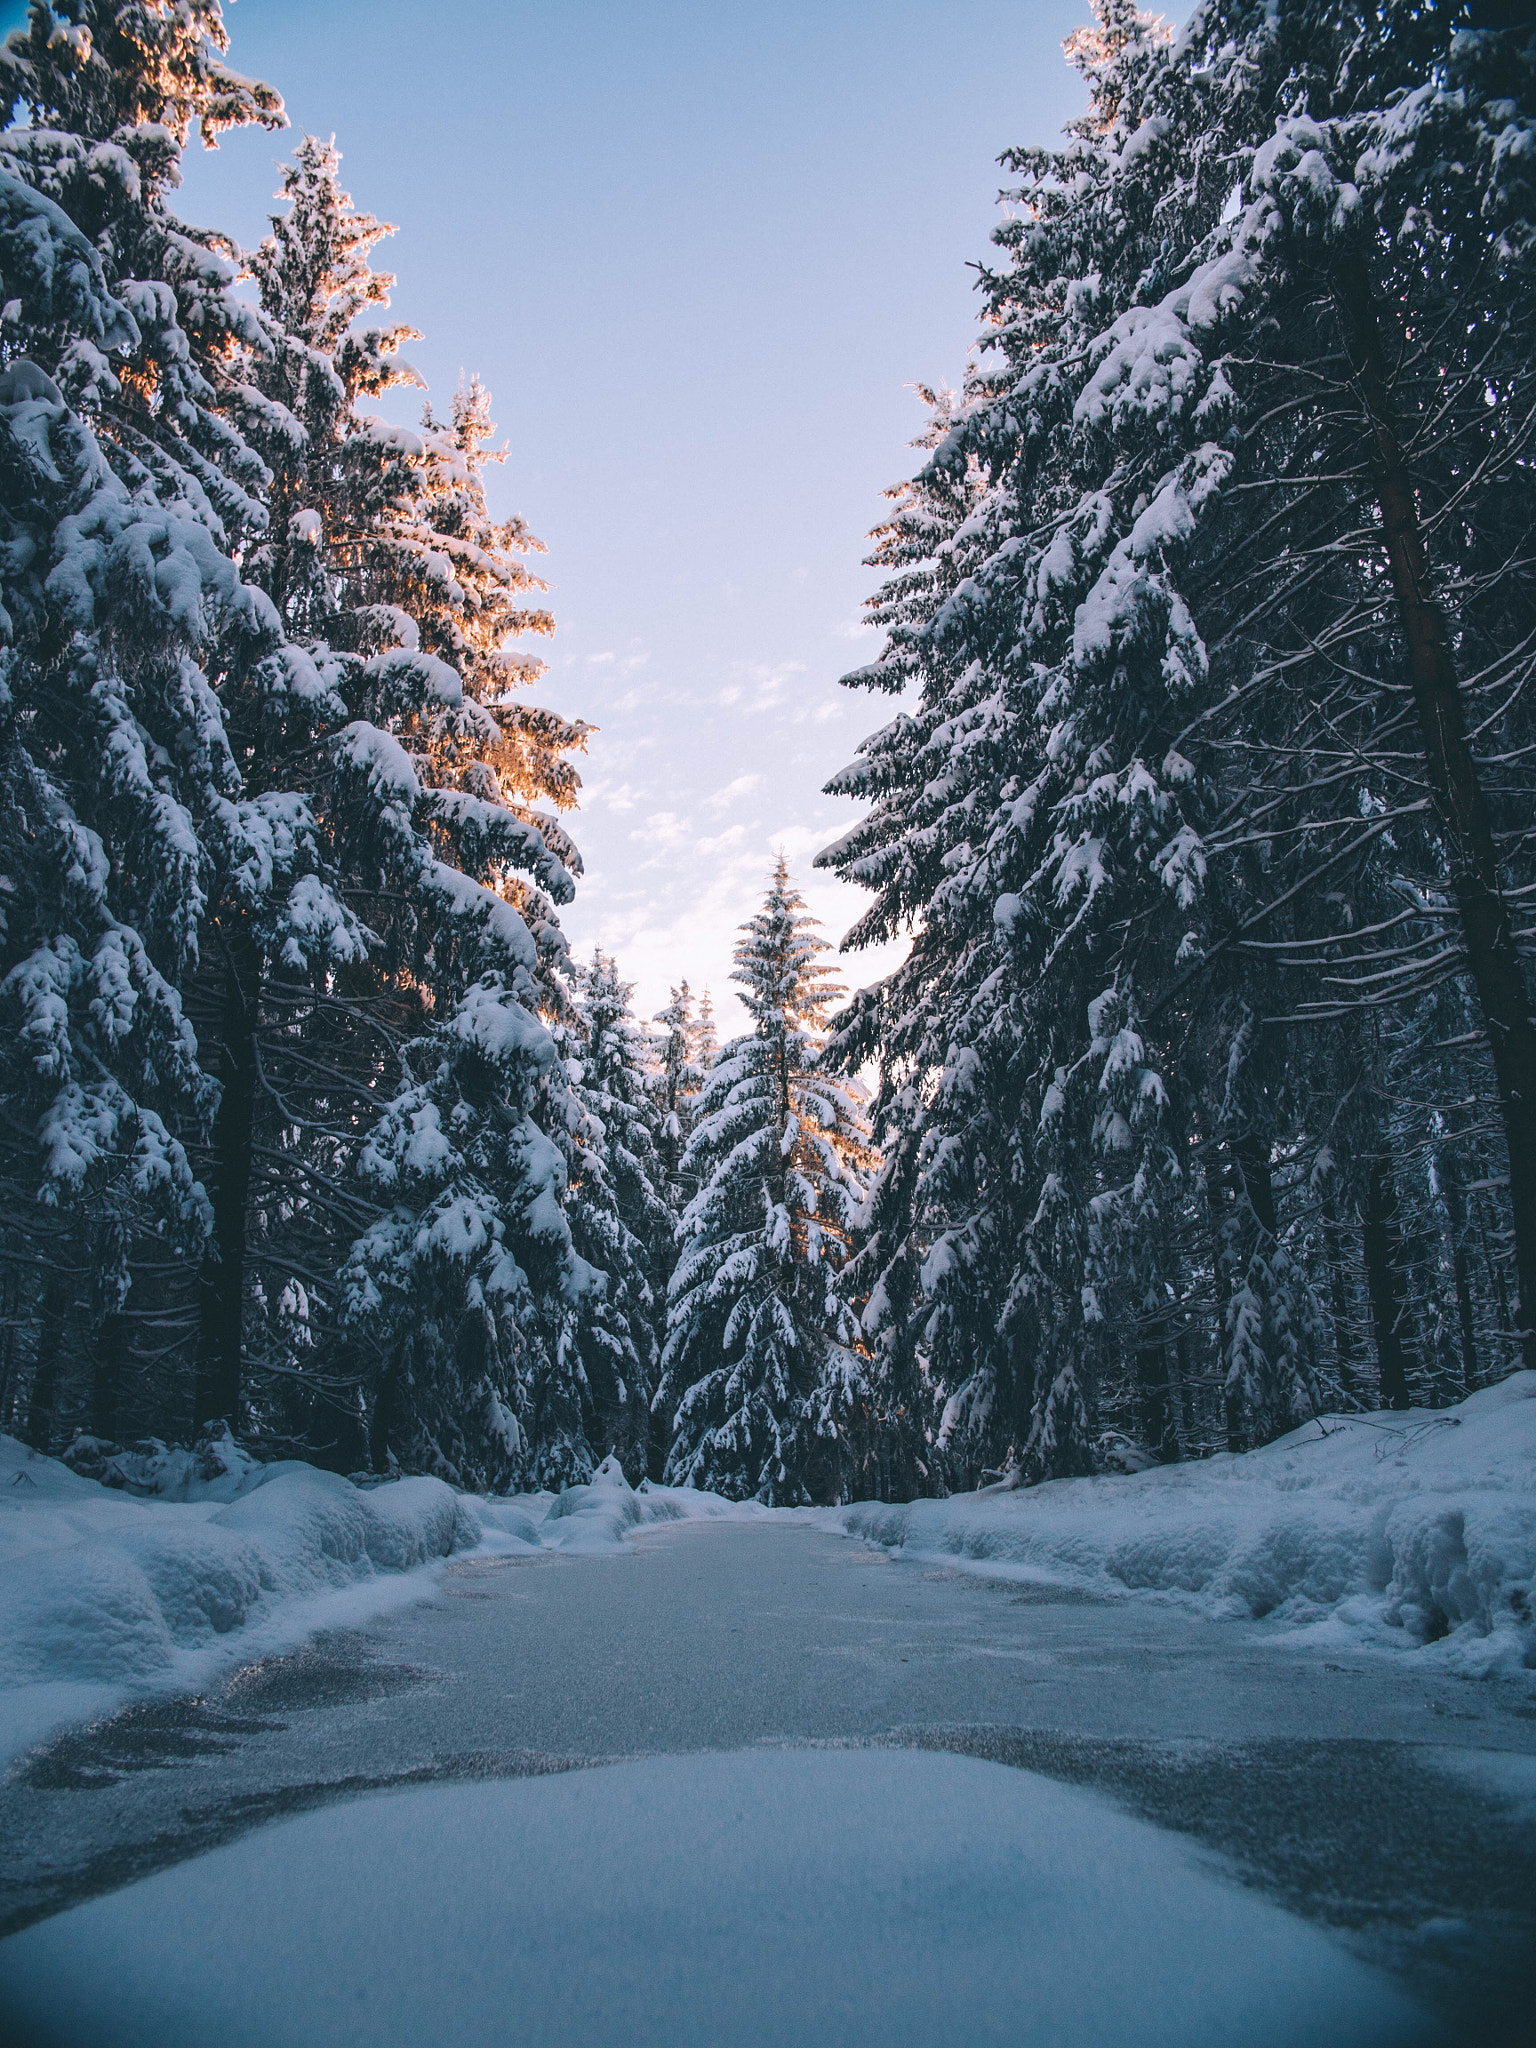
(582, 777, 645, 814)
(705, 773, 761, 814)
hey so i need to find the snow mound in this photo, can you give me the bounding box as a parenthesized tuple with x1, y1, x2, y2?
(0, 1748, 1431, 2048)
(505, 1455, 766, 1554)
(838, 1375, 1536, 1678)
(0, 1437, 478, 1760)
(58, 1423, 274, 1501)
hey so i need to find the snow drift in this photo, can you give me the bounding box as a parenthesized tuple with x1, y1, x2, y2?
(838, 1373, 1536, 1678)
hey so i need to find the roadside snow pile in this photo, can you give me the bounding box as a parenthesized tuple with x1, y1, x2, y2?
(838, 1373, 1536, 1678)
(56, 1423, 270, 1502)
(476, 1454, 767, 1557)
(0, 1435, 475, 1705)
(0, 1440, 757, 1762)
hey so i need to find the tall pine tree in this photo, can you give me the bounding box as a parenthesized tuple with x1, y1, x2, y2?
(657, 860, 870, 1503)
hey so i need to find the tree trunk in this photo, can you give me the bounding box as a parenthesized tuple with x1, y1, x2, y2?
(91, 1310, 125, 1442)
(1322, 1196, 1360, 1401)
(370, 1342, 404, 1475)
(1435, 1148, 1480, 1395)
(25, 1279, 67, 1452)
(1334, 252, 1536, 1369)
(1361, 1159, 1412, 1409)
(194, 924, 260, 1429)
(1134, 1341, 1178, 1462)
(1204, 1147, 1244, 1452)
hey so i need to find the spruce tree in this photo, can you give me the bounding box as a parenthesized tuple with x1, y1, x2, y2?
(656, 860, 870, 1503)
(341, 976, 582, 1492)
(0, 0, 313, 1450)
(562, 949, 671, 1477)
(182, 134, 423, 1445)
(822, 0, 1536, 1476)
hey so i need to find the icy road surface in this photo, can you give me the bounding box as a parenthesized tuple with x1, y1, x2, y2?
(3, 1517, 1534, 2044)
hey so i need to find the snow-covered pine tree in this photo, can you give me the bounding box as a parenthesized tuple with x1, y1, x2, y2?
(341, 977, 583, 1492)
(131, 124, 600, 1478)
(560, 949, 672, 1477)
(332, 365, 601, 1481)
(653, 980, 703, 1205)
(656, 860, 871, 1504)
(835, 1076, 935, 1500)
(824, 0, 1536, 1470)
(0, 1, 283, 548)
(821, 2, 1246, 1476)
(690, 988, 719, 1077)
(0, 0, 336, 1450)
(179, 134, 426, 1453)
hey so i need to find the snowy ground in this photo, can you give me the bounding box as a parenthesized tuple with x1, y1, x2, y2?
(0, 1748, 1431, 2048)
(3, 1385, 1536, 2044)
(0, 1438, 755, 1767)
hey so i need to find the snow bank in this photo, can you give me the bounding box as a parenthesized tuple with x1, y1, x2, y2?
(0, 1440, 755, 1763)
(0, 1748, 1430, 2048)
(837, 1375, 1536, 1678)
(478, 1453, 767, 1556)
(0, 1433, 480, 1763)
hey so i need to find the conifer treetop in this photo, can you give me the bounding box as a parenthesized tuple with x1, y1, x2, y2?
(733, 854, 845, 1058)
(0, 1, 283, 158)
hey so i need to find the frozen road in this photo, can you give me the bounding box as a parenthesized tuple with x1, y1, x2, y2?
(3, 1518, 1534, 2043)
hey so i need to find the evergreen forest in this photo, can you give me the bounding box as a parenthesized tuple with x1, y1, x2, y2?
(3, 0, 1534, 1510)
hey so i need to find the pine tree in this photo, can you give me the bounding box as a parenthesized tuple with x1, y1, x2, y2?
(333, 366, 597, 1480)
(0, 1, 283, 547)
(653, 979, 703, 1203)
(193, 131, 597, 1474)
(561, 949, 671, 1477)
(341, 976, 582, 1492)
(821, 0, 1536, 1477)
(691, 988, 719, 1077)
(0, 0, 314, 1451)
(181, 134, 424, 1447)
(656, 860, 871, 1503)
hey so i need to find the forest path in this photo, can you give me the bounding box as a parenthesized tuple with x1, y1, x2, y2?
(4, 1518, 1535, 2039)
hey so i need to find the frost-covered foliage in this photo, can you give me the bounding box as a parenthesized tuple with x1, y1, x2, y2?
(0, 4, 618, 1491)
(340, 976, 587, 1493)
(559, 951, 672, 1478)
(0, 0, 298, 1444)
(656, 861, 872, 1505)
(820, 0, 1536, 1485)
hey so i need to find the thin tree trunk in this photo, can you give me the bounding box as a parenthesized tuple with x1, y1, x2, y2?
(1475, 1188, 1513, 1344)
(194, 924, 260, 1430)
(91, 1310, 125, 1442)
(1134, 1342, 1177, 1462)
(1436, 1148, 1480, 1394)
(1334, 251, 1536, 1368)
(1322, 1195, 1360, 1401)
(1233, 1129, 1278, 1238)
(1204, 1148, 1243, 1452)
(1361, 1159, 1412, 1409)
(370, 1341, 404, 1475)
(25, 1279, 67, 1452)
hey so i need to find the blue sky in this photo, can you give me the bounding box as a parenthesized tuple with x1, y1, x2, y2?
(9, 0, 1093, 1028)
